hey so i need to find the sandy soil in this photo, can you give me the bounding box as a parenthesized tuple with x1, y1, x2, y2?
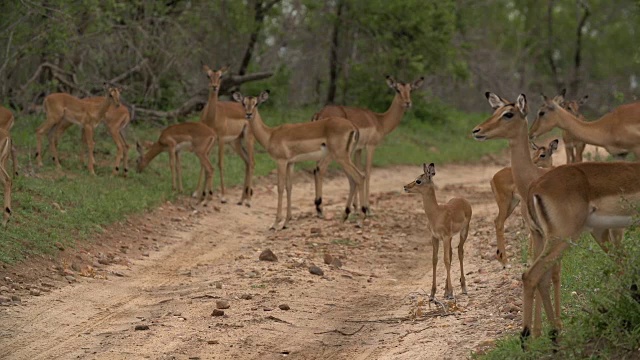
(0, 149, 577, 360)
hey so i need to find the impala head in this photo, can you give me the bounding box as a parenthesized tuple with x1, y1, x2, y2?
(563, 94, 589, 117)
(531, 138, 559, 168)
(135, 141, 152, 173)
(386, 75, 424, 109)
(202, 64, 229, 92)
(232, 90, 270, 120)
(104, 83, 122, 108)
(404, 163, 436, 194)
(472, 92, 528, 141)
(529, 93, 568, 139)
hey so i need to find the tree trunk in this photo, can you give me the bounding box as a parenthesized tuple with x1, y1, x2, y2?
(569, 1, 590, 96)
(326, 0, 344, 105)
(238, 0, 281, 76)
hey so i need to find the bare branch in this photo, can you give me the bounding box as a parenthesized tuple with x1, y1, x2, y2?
(108, 58, 148, 84)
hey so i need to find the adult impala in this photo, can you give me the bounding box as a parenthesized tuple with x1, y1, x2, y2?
(233, 90, 366, 230)
(557, 89, 589, 164)
(36, 84, 122, 175)
(198, 65, 255, 206)
(472, 93, 561, 338)
(0, 105, 17, 176)
(490, 138, 558, 266)
(521, 131, 640, 346)
(0, 129, 12, 226)
(48, 97, 131, 176)
(530, 92, 640, 160)
(136, 122, 216, 206)
(311, 75, 424, 217)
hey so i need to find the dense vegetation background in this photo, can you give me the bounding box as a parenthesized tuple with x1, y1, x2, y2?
(1, 0, 639, 118)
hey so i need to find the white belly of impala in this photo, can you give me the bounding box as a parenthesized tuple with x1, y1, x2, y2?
(176, 141, 193, 151)
(290, 146, 328, 163)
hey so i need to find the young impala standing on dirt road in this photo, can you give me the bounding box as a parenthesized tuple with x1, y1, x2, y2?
(403, 163, 472, 300)
(311, 75, 424, 217)
(233, 90, 366, 230)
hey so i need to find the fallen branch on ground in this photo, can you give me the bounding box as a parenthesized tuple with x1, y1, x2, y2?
(314, 324, 365, 336)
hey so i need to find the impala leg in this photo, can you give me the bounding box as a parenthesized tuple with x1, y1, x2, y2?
(232, 127, 254, 206)
(230, 137, 250, 206)
(351, 149, 363, 210)
(217, 140, 227, 203)
(36, 109, 61, 167)
(564, 144, 573, 164)
(491, 178, 519, 266)
(282, 162, 294, 229)
(176, 150, 183, 192)
(430, 235, 439, 300)
(521, 238, 571, 348)
(271, 161, 287, 230)
(314, 156, 331, 218)
(108, 124, 125, 176)
(195, 151, 214, 206)
(1, 153, 11, 227)
(552, 261, 562, 329)
(443, 235, 454, 299)
(575, 142, 586, 163)
(10, 145, 17, 177)
(459, 220, 470, 294)
(168, 144, 178, 191)
(84, 125, 96, 175)
(363, 146, 376, 214)
(119, 125, 130, 176)
(335, 155, 366, 226)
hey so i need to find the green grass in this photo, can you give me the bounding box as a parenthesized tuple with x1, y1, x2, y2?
(477, 230, 640, 360)
(0, 103, 503, 263)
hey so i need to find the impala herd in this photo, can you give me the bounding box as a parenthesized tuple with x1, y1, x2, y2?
(0, 64, 639, 350)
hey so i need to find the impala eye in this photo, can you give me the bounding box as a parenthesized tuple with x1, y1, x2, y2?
(539, 111, 545, 117)
(504, 112, 514, 119)
(539, 154, 546, 158)
(416, 179, 422, 185)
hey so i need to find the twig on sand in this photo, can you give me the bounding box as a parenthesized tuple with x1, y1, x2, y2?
(314, 324, 365, 336)
(345, 311, 455, 324)
(266, 315, 293, 325)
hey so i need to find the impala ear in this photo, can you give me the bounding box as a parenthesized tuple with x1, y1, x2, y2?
(427, 163, 436, 178)
(530, 141, 539, 151)
(422, 162, 428, 175)
(232, 92, 243, 103)
(411, 76, 425, 90)
(579, 95, 589, 105)
(553, 88, 566, 104)
(516, 94, 528, 116)
(485, 92, 508, 110)
(219, 65, 230, 74)
(385, 75, 397, 89)
(202, 61, 211, 73)
(541, 93, 556, 109)
(549, 139, 559, 152)
(258, 90, 270, 104)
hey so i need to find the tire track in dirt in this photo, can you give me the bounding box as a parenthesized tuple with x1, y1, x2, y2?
(0, 162, 532, 359)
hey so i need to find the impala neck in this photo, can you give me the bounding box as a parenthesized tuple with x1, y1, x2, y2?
(420, 186, 440, 223)
(248, 112, 273, 148)
(139, 143, 164, 171)
(379, 94, 408, 135)
(200, 88, 219, 126)
(509, 121, 543, 197)
(94, 96, 113, 121)
(555, 106, 609, 147)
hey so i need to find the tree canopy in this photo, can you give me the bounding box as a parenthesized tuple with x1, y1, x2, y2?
(0, 0, 638, 119)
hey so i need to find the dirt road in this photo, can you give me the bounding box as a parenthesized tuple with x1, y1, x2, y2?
(0, 160, 532, 360)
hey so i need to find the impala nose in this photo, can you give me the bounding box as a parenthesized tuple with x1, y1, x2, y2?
(245, 113, 252, 119)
